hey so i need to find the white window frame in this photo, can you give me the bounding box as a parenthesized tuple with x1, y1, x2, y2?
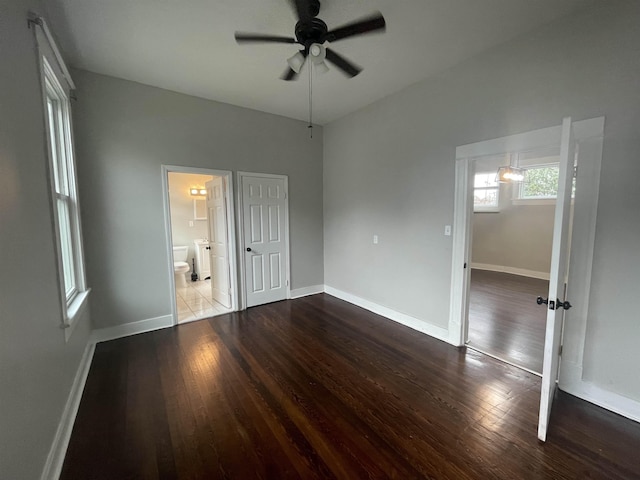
(473, 171, 500, 212)
(517, 163, 561, 203)
(35, 16, 89, 341)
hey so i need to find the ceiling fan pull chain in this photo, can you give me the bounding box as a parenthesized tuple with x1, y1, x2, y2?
(308, 60, 313, 138)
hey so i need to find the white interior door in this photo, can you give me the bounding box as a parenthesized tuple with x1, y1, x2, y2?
(538, 117, 576, 441)
(206, 177, 231, 308)
(242, 175, 288, 308)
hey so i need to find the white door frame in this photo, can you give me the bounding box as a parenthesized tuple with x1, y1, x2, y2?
(161, 165, 240, 325)
(448, 117, 604, 385)
(236, 171, 291, 310)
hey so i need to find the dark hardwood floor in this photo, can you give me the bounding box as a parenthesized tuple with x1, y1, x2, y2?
(468, 269, 548, 373)
(61, 294, 640, 479)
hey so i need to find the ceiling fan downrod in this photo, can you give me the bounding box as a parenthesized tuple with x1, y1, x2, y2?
(308, 59, 313, 138)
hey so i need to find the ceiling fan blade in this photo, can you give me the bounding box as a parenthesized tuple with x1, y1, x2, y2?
(235, 32, 296, 44)
(325, 48, 362, 78)
(326, 12, 386, 43)
(280, 67, 300, 81)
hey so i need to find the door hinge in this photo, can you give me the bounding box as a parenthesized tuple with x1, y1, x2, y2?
(573, 165, 578, 178)
(464, 262, 467, 269)
(559, 345, 563, 356)
(286, 280, 289, 286)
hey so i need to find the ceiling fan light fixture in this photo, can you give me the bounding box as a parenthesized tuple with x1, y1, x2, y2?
(310, 43, 324, 58)
(308, 43, 328, 73)
(315, 60, 330, 74)
(287, 51, 306, 73)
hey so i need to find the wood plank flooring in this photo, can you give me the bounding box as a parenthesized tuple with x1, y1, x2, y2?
(468, 269, 548, 373)
(61, 294, 640, 479)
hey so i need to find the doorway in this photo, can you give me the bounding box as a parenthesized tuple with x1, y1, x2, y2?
(449, 117, 605, 441)
(162, 166, 238, 325)
(467, 148, 561, 374)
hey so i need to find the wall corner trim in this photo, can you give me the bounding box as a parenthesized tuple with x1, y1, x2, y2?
(40, 341, 95, 480)
(290, 285, 325, 299)
(325, 285, 452, 345)
(90, 314, 174, 344)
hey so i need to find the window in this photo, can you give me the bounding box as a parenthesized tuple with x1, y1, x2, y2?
(37, 18, 88, 340)
(520, 164, 560, 199)
(474, 172, 499, 211)
(518, 163, 575, 201)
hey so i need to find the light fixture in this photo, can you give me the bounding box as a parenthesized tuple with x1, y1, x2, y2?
(496, 165, 525, 183)
(287, 51, 306, 73)
(309, 43, 329, 74)
(189, 187, 207, 196)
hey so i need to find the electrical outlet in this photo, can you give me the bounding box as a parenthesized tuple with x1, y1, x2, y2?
(373, 235, 379, 244)
(189, 220, 194, 227)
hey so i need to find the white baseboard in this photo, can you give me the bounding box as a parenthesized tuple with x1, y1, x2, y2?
(40, 341, 96, 480)
(324, 286, 451, 344)
(290, 284, 325, 299)
(560, 362, 640, 423)
(90, 314, 174, 344)
(563, 381, 640, 423)
(471, 262, 550, 281)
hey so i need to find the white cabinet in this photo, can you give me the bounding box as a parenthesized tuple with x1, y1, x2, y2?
(194, 239, 211, 280)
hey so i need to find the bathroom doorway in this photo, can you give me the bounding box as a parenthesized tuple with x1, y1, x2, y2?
(162, 166, 238, 325)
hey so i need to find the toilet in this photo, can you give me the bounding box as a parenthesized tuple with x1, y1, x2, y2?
(172, 245, 190, 288)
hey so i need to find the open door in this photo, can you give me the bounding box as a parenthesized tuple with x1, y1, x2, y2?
(206, 177, 231, 308)
(537, 117, 575, 441)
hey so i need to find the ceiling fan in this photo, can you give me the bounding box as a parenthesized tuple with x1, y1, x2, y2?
(234, 0, 386, 81)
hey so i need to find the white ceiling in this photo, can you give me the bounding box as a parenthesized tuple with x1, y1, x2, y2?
(47, 0, 596, 125)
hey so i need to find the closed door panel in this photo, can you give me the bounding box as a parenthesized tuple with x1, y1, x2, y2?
(242, 175, 288, 307)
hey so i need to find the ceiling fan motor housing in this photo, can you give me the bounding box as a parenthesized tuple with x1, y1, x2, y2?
(295, 18, 328, 49)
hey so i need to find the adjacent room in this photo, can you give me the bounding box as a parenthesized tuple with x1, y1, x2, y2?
(2, 0, 640, 479)
(468, 148, 560, 374)
(166, 171, 234, 323)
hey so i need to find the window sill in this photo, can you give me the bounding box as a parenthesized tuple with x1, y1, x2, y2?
(513, 198, 556, 206)
(474, 208, 500, 213)
(63, 288, 91, 342)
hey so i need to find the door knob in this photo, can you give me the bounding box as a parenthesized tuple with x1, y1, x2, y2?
(556, 299, 572, 310)
(536, 296, 548, 305)
(537, 296, 572, 310)
(205, 246, 211, 250)
(246, 247, 252, 252)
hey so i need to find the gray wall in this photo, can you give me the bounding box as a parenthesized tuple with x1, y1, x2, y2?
(72, 70, 324, 329)
(0, 1, 92, 478)
(472, 186, 555, 275)
(324, 1, 640, 401)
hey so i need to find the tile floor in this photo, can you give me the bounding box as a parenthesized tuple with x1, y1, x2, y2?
(176, 279, 232, 323)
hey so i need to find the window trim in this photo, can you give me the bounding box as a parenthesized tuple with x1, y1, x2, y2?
(36, 17, 89, 341)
